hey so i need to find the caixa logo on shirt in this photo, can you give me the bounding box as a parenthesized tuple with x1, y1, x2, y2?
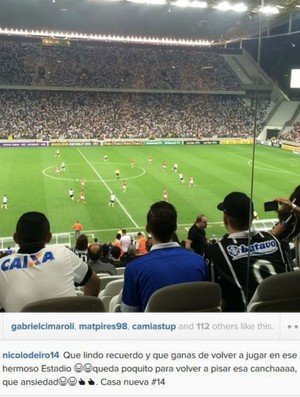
(227, 240, 278, 259)
(0, 252, 55, 271)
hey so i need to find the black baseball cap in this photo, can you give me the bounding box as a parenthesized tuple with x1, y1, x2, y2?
(217, 192, 254, 220)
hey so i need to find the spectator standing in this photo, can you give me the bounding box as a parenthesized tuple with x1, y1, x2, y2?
(135, 232, 147, 256)
(185, 215, 208, 255)
(112, 233, 122, 253)
(121, 201, 207, 312)
(204, 192, 292, 312)
(120, 229, 131, 254)
(73, 221, 82, 238)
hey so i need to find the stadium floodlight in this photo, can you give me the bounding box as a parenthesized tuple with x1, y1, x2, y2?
(0, 26, 213, 47)
(172, 0, 190, 7)
(260, 5, 279, 14)
(127, 0, 166, 3)
(231, 3, 247, 12)
(213, 1, 231, 10)
(190, 1, 207, 8)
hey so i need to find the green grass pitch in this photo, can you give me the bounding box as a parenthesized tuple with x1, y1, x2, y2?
(0, 144, 298, 244)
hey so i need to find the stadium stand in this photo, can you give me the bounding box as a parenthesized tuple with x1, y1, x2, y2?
(0, 90, 271, 139)
(0, 39, 242, 90)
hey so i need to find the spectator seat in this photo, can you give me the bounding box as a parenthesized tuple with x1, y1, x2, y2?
(20, 296, 105, 312)
(108, 289, 123, 312)
(145, 282, 222, 312)
(116, 267, 126, 275)
(247, 270, 300, 312)
(98, 279, 124, 312)
(97, 274, 123, 290)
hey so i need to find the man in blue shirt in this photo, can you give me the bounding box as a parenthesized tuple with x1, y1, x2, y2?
(121, 201, 207, 312)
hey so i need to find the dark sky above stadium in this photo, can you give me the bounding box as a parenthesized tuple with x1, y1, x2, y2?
(0, 0, 298, 42)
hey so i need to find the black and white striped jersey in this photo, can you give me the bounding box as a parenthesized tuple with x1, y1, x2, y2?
(204, 230, 293, 312)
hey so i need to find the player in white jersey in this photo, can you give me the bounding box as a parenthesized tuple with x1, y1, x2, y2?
(189, 176, 195, 187)
(1, 195, 8, 209)
(162, 189, 168, 202)
(69, 189, 74, 201)
(109, 192, 116, 207)
(179, 173, 185, 183)
(173, 163, 178, 173)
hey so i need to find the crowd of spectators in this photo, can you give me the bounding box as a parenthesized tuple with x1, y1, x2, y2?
(0, 39, 242, 91)
(0, 191, 297, 312)
(0, 90, 271, 139)
(280, 121, 300, 143)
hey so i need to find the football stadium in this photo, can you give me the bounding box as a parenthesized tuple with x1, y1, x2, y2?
(0, 144, 298, 245)
(0, 0, 300, 313)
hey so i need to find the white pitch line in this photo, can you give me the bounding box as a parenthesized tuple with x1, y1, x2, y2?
(77, 148, 139, 228)
(230, 152, 299, 176)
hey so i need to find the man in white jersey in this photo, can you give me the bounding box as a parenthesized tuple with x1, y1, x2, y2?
(1, 195, 8, 209)
(69, 189, 74, 201)
(0, 212, 100, 312)
(120, 229, 131, 254)
(109, 192, 116, 207)
(189, 176, 195, 187)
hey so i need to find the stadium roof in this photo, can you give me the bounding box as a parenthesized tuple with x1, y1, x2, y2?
(0, 0, 300, 43)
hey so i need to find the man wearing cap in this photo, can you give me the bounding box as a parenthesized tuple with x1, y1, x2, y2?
(204, 191, 292, 312)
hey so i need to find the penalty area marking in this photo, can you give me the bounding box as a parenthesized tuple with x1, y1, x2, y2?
(42, 162, 145, 183)
(230, 153, 299, 176)
(247, 159, 299, 176)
